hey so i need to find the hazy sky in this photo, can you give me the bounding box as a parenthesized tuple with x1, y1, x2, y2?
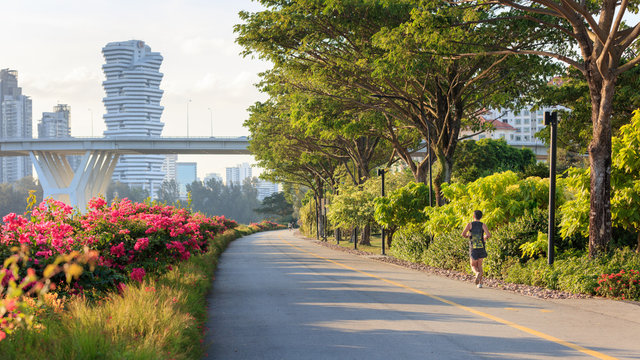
(1, 0, 270, 179)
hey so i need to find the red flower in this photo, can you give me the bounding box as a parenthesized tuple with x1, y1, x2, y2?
(130, 268, 146, 283)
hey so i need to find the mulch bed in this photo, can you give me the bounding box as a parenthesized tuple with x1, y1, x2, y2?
(307, 236, 593, 300)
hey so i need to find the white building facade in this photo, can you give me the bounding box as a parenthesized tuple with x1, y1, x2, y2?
(256, 180, 279, 201)
(38, 104, 71, 138)
(0, 69, 32, 183)
(225, 162, 252, 186)
(102, 40, 166, 197)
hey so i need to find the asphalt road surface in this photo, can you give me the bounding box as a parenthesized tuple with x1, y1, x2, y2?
(205, 230, 640, 359)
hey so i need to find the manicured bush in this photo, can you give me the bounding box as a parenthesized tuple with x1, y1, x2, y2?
(596, 269, 640, 301)
(389, 227, 430, 263)
(503, 247, 640, 295)
(422, 230, 469, 272)
(484, 208, 548, 278)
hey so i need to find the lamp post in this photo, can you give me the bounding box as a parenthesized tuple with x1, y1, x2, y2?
(371, 94, 434, 206)
(208, 107, 213, 137)
(544, 111, 558, 265)
(186, 99, 192, 138)
(377, 168, 386, 255)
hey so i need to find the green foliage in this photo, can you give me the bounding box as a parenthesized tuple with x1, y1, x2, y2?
(327, 183, 376, 230)
(452, 139, 536, 183)
(519, 232, 549, 259)
(374, 181, 430, 232)
(560, 110, 640, 244)
(483, 208, 548, 278)
(255, 192, 294, 224)
(504, 247, 640, 294)
(389, 227, 430, 263)
(187, 177, 261, 224)
(0, 177, 42, 218)
(424, 171, 556, 236)
(422, 231, 470, 273)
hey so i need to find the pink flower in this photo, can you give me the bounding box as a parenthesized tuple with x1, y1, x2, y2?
(0, 329, 6, 342)
(130, 268, 146, 283)
(110, 242, 126, 258)
(134, 237, 149, 251)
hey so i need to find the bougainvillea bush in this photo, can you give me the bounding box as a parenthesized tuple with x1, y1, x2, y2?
(1, 198, 237, 296)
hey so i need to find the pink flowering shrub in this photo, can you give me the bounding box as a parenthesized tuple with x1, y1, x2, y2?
(1, 198, 237, 296)
(595, 269, 640, 301)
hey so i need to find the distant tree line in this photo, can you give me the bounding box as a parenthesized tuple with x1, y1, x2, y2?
(0, 177, 43, 218)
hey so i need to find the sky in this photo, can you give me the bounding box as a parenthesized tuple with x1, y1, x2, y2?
(1, 0, 270, 180)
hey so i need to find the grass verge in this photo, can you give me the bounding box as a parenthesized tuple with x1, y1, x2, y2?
(0, 226, 252, 359)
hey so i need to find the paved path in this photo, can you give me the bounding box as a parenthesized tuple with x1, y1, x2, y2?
(205, 230, 640, 359)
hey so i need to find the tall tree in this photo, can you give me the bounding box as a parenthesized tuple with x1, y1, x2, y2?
(461, 0, 640, 256)
(236, 0, 555, 204)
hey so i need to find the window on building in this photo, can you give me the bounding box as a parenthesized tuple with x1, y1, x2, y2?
(515, 119, 521, 125)
(524, 119, 530, 124)
(510, 134, 514, 140)
(516, 128, 521, 133)
(516, 136, 521, 141)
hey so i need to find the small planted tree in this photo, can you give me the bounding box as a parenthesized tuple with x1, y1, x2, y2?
(374, 182, 430, 246)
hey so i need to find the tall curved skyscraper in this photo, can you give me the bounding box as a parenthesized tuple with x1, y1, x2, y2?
(102, 40, 165, 197)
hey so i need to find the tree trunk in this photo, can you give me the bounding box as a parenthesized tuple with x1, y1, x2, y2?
(636, 232, 640, 254)
(387, 229, 395, 248)
(336, 228, 341, 243)
(587, 76, 615, 257)
(359, 223, 371, 246)
(433, 149, 454, 206)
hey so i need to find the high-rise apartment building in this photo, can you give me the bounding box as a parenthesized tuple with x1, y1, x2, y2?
(176, 162, 197, 199)
(38, 104, 71, 138)
(0, 69, 32, 183)
(256, 180, 279, 201)
(161, 154, 178, 183)
(225, 162, 252, 186)
(102, 40, 165, 198)
(37, 104, 81, 170)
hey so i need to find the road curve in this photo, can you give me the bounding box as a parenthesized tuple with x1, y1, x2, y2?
(204, 230, 640, 359)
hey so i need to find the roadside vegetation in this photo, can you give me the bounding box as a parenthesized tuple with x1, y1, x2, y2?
(0, 195, 283, 358)
(238, 1, 640, 302)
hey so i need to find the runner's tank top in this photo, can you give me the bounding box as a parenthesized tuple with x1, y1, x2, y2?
(469, 221, 485, 249)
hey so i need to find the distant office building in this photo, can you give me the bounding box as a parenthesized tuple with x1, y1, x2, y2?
(204, 172, 222, 184)
(176, 162, 197, 198)
(102, 40, 165, 198)
(37, 104, 81, 170)
(257, 180, 279, 201)
(225, 162, 252, 186)
(0, 69, 32, 183)
(162, 154, 177, 183)
(38, 104, 71, 138)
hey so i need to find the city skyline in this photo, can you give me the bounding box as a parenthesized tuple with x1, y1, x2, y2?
(0, 0, 269, 179)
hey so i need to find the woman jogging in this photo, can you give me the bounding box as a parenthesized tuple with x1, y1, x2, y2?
(461, 210, 491, 288)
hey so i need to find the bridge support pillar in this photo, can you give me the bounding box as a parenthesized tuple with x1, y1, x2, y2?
(30, 150, 120, 212)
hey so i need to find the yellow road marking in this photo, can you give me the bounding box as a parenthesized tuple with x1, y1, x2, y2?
(504, 307, 519, 311)
(540, 309, 554, 313)
(278, 236, 617, 360)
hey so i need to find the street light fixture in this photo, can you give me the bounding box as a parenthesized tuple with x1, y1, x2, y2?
(544, 111, 558, 265)
(371, 93, 434, 206)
